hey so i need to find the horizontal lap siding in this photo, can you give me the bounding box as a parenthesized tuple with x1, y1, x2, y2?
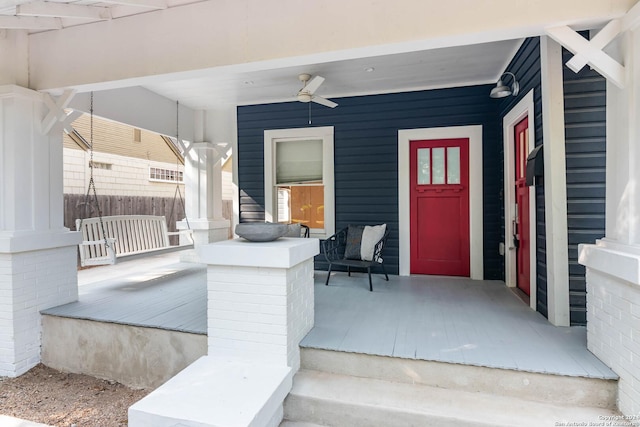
(563, 44, 606, 326)
(238, 86, 501, 277)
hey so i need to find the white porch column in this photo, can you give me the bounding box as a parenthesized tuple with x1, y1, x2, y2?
(0, 85, 81, 377)
(129, 238, 318, 427)
(540, 36, 570, 326)
(579, 20, 640, 416)
(178, 108, 233, 260)
(200, 238, 318, 372)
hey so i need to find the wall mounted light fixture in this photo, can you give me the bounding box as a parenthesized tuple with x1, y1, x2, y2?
(490, 72, 520, 98)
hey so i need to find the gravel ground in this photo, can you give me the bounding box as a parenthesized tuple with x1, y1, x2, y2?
(0, 364, 151, 427)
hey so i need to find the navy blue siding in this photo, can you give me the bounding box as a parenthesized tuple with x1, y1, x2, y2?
(494, 36, 605, 325)
(563, 43, 606, 326)
(238, 86, 502, 278)
(496, 38, 548, 318)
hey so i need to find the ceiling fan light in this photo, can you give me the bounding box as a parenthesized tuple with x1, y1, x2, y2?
(297, 93, 312, 103)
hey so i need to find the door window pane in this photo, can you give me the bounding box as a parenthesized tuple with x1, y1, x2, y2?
(417, 148, 430, 185)
(432, 147, 445, 184)
(447, 146, 460, 184)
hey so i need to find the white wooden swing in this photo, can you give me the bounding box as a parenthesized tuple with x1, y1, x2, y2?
(76, 96, 193, 267)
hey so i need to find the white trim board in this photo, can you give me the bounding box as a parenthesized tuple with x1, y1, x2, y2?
(502, 89, 537, 311)
(540, 36, 570, 327)
(398, 125, 484, 279)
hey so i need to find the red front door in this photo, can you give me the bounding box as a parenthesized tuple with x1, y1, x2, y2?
(410, 138, 470, 276)
(514, 118, 531, 295)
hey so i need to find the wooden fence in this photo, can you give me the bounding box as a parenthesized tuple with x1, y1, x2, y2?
(64, 194, 232, 236)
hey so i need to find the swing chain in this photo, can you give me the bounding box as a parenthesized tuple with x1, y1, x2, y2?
(170, 100, 191, 235)
(79, 92, 111, 251)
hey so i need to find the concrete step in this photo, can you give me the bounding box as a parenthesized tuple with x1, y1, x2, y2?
(283, 369, 619, 427)
(300, 348, 617, 409)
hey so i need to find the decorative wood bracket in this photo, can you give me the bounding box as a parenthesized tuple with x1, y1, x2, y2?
(546, 25, 625, 89)
(41, 89, 76, 135)
(183, 141, 230, 163)
(564, 20, 621, 73)
(546, 1, 640, 90)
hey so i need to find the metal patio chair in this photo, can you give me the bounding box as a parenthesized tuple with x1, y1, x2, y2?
(323, 225, 389, 291)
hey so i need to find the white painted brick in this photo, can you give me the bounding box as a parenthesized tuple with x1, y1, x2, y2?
(209, 282, 288, 296)
(208, 291, 287, 307)
(209, 272, 288, 286)
(587, 267, 640, 419)
(209, 328, 287, 346)
(0, 245, 78, 376)
(260, 304, 287, 316)
(209, 300, 263, 315)
(205, 250, 315, 372)
(211, 319, 287, 335)
(246, 312, 286, 325)
(208, 337, 285, 355)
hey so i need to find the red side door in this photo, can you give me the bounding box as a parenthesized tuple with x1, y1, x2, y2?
(514, 117, 531, 295)
(410, 138, 470, 276)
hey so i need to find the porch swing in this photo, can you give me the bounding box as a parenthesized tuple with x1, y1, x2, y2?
(75, 95, 193, 267)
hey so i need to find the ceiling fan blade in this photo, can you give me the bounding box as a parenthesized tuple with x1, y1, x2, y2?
(312, 96, 338, 108)
(304, 75, 325, 95)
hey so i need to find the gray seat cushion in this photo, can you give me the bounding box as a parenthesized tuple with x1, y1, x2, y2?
(344, 225, 365, 260)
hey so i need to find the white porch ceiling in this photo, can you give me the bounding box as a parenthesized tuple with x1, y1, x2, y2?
(13, 0, 634, 111)
(142, 39, 524, 110)
(0, 2, 525, 109)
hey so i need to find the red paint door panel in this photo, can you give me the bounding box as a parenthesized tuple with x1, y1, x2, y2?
(410, 139, 470, 276)
(515, 118, 531, 295)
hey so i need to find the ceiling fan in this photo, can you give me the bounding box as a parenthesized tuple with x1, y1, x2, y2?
(297, 73, 338, 108)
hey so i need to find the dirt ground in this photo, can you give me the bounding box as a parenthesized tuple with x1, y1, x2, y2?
(0, 364, 151, 427)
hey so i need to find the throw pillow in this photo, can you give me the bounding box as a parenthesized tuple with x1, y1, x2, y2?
(344, 225, 365, 260)
(360, 224, 387, 262)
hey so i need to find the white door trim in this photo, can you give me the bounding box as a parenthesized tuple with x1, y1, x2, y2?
(398, 125, 483, 279)
(503, 89, 537, 311)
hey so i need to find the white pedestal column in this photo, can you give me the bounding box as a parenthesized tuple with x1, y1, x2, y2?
(200, 238, 318, 372)
(129, 237, 318, 427)
(0, 85, 81, 377)
(178, 109, 232, 262)
(580, 26, 640, 416)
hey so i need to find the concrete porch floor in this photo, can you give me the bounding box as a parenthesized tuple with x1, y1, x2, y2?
(43, 252, 616, 380)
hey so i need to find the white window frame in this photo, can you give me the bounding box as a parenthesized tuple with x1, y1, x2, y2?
(264, 126, 334, 239)
(148, 166, 184, 183)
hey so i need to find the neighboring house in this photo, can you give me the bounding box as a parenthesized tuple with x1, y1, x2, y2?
(62, 113, 234, 221)
(63, 113, 186, 198)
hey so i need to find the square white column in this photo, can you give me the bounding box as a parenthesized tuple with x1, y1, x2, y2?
(580, 23, 640, 418)
(129, 238, 318, 427)
(199, 237, 318, 372)
(178, 108, 233, 262)
(0, 85, 81, 376)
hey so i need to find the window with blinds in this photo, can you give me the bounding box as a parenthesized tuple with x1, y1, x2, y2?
(264, 127, 334, 238)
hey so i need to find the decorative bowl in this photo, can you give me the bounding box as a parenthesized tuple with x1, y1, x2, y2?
(235, 222, 290, 242)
